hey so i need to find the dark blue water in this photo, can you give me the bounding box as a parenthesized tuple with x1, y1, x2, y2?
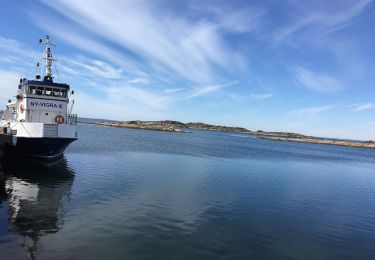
(1, 124, 375, 259)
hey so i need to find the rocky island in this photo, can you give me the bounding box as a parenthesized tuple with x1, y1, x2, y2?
(86, 120, 251, 133)
(82, 120, 375, 150)
(90, 120, 184, 132)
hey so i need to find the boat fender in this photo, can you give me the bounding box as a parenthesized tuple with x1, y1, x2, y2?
(20, 104, 25, 113)
(55, 115, 64, 124)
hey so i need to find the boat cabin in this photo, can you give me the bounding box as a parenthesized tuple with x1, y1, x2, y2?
(2, 77, 75, 125)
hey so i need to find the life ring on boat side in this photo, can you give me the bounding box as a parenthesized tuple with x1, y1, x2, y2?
(55, 115, 65, 124)
(20, 104, 25, 113)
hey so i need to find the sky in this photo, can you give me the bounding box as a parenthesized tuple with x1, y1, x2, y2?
(0, 0, 374, 140)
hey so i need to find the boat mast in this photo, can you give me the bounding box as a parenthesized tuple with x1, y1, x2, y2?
(41, 35, 56, 80)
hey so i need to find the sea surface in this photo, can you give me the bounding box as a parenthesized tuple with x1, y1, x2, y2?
(1, 123, 375, 259)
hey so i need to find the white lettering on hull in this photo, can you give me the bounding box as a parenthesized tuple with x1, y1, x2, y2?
(30, 101, 63, 108)
(27, 99, 67, 112)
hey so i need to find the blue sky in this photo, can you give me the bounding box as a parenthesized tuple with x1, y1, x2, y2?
(0, 0, 374, 140)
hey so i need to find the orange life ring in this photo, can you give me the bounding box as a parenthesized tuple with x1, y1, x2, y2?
(55, 115, 65, 124)
(20, 104, 25, 113)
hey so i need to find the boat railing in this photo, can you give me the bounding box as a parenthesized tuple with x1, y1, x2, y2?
(67, 114, 77, 125)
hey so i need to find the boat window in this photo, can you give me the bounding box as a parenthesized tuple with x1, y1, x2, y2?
(53, 89, 60, 97)
(36, 87, 44, 95)
(29, 86, 36, 95)
(60, 89, 67, 97)
(45, 88, 52, 96)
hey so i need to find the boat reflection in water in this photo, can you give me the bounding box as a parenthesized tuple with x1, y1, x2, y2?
(0, 156, 74, 259)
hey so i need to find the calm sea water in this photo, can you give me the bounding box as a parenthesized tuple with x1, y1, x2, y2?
(1, 124, 375, 259)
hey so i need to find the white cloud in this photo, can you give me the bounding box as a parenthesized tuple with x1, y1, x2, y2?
(65, 58, 123, 79)
(0, 37, 40, 74)
(24, 18, 145, 79)
(295, 67, 342, 93)
(0, 37, 35, 60)
(329, 39, 368, 79)
(351, 102, 375, 112)
(249, 93, 272, 100)
(127, 78, 150, 84)
(0, 36, 126, 83)
(273, 15, 317, 44)
(164, 88, 184, 94)
(35, 0, 244, 84)
(105, 85, 168, 109)
(289, 105, 332, 116)
(273, 0, 372, 44)
(219, 9, 263, 33)
(187, 80, 238, 99)
(0, 69, 21, 104)
(74, 92, 167, 121)
(196, 4, 265, 33)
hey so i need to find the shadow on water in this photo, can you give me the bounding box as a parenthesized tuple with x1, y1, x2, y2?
(0, 155, 75, 260)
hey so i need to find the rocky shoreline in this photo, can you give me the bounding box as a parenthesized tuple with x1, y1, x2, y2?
(82, 120, 375, 150)
(259, 136, 375, 149)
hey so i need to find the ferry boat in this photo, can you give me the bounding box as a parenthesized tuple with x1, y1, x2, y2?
(0, 36, 77, 161)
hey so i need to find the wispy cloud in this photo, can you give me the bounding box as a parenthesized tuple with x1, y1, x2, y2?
(0, 37, 39, 72)
(127, 78, 150, 84)
(0, 36, 124, 83)
(74, 92, 168, 120)
(26, 17, 146, 79)
(289, 105, 333, 116)
(351, 102, 375, 112)
(329, 39, 368, 79)
(187, 80, 238, 99)
(249, 93, 272, 100)
(273, 0, 372, 44)
(192, 3, 265, 33)
(35, 0, 248, 84)
(65, 57, 123, 79)
(164, 88, 184, 94)
(0, 37, 35, 59)
(294, 67, 342, 93)
(105, 85, 168, 109)
(0, 69, 22, 101)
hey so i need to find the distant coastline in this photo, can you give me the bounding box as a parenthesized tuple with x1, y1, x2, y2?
(80, 120, 375, 150)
